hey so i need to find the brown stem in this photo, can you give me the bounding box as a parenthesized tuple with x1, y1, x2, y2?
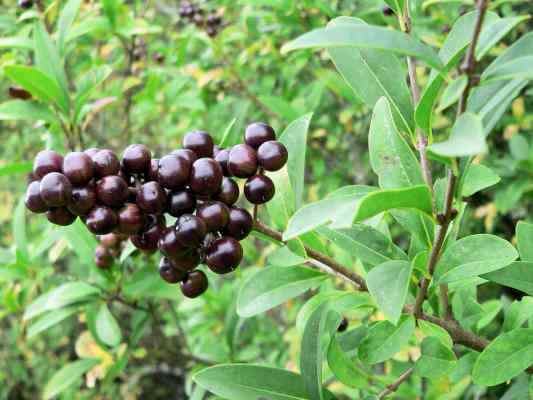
(377, 367, 415, 399)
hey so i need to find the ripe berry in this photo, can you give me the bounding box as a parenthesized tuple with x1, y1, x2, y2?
(197, 201, 230, 232)
(40, 172, 72, 207)
(137, 181, 167, 214)
(46, 207, 76, 226)
(95, 245, 113, 269)
(206, 26, 218, 37)
(338, 317, 349, 332)
(33, 150, 63, 179)
(257, 141, 288, 171)
(96, 175, 129, 207)
(18, 0, 33, 9)
(62, 152, 94, 185)
(158, 154, 191, 190)
(180, 270, 208, 298)
(122, 144, 151, 174)
(183, 131, 214, 158)
(9, 86, 31, 100)
(92, 149, 120, 178)
(206, 237, 243, 274)
(84, 148, 100, 158)
(146, 158, 160, 182)
(245, 122, 276, 149)
(168, 189, 196, 217)
(159, 257, 187, 283)
(67, 185, 96, 216)
(244, 175, 275, 204)
(158, 227, 187, 260)
(207, 14, 222, 26)
(172, 149, 197, 164)
(130, 216, 164, 251)
(190, 158, 223, 195)
(215, 177, 239, 206)
(228, 144, 258, 178)
(85, 206, 118, 235)
(25, 181, 48, 213)
(224, 207, 253, 240)
(175, 214, 207, 248)
(383, 5, 394, 16)
(117, 203, 146, 234)
(173, 250, 201, 272)
(214, 148, 231, 176)
(99, 233, 122, 249)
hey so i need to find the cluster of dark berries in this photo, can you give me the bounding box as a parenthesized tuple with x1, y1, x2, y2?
(178, 1, 223, 37)
(18, 0, 34, 9)
(24, 123, 287, 298)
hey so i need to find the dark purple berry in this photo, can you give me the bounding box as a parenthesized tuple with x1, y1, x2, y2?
(180, 270, 208, 298)
(145, 158, 160, 182)
(245, 122, 276, 149)
(228, 144, 258, 178)
(9, 86, 31, 100)
(383, 5, 394, 16)
(62, 152, 94, 185)
(96, 175, 129, 207)
(99, 233, 122, 249)
(25, 181, 48, 213)
(158, 227, 187, 260)
(67, 185, 96, 216)
(86, 206, 118, 235)
(206, 237, 243, 274)
(257, 141, 288, 171)
(137, 181, 167, 214)
(190, 158, 223, 195)
(46, 207, 76, 226)
(173, 250, 200, 272)
(244, 175, 275, 204)
(84, 148, 100, 158)
(92, 149, 120, 178)
(95, 245, 113, 269)
(130, 216, 164, 251)
(40, 172, 72, 207)
(122, 144, 151, 173)
(197, 201, 229, 232)
(175, 214, 207, 248)
(215, 177, 239, 206)
(224, 207, 253, 240)
(183, 131, 214, 158)
(18, 0, 33, 9)
(168, 189, 196, 217)
(117, 203, 146, 234)
(33, 150, 63, 179)
(159, 257, 187, 283)
(214, 148, 231, 176)
(158, 154, 191, 190)
(171, 149, 197, 164)
(338, 318, 349, 332)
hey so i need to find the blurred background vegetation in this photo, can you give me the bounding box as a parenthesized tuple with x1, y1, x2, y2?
(0, 0, 531, 398)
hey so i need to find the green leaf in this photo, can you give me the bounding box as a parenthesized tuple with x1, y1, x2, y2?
(384, 0, 405, 15)
(282, 24, 443, 70)
(283, 186, 377, 240)
(301, 302, 341, 400)
(4, 66, 68, 113)
(237, 266, 327, 317)
(102, 0, 120, 29)
(435, 234, 518, 284)
(95, 303, 122, 347)
(473, 329, 533, 386)
(57, 0, 82, 55)
(318, 225, 407, 267)
(219, 117, 237, 147)
(477, 300, 502, 331)
(359, 316, 415, 365)
(428, 113, 486, 157)
(325, 17, 413, 133)
(27, 306, 79, 339)
(0, 36, 33, 49)
(415, 337, 457, 380)
(74, 65, 113, 122)
(517, 222, 533, 262)
(354, 185, 433, 222)
(327, 336, 369, 389)
(367, 261, 413, 324)
(437, 76, 467, 112)
(13, 198, 28, 262)
(476, 16, 529, 60)
(482, 56, 533, 83)
(24, 282, 100, 320)
(0, 161, 33, 177)
(461, 164, 500, 197)
(482, 262, 533, 296)
(503, 297, 533, 332)
(62, 219, 98, 266)
(418, 320, 453, 348)
(193, 364, 335, 400)
(0, 100, 55, 122)
(43, 358, 100, 400)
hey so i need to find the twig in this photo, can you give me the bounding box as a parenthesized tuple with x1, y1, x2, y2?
(377, 367, 414, 399)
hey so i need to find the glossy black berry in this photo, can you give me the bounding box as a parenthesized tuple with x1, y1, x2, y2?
(224, 207, 253, 240)
(244, 175, 275, 204)
(33, 150, 63, 179)
(383, 5, 394, 16)
(171, 149, 197, 165)
(180, 270, 208, 298)
(9, 86, 31, 100)
(207, 14, 222, 26)
(206, 26, 218, 37)
(62, 152, 94, 185)
(337, 318, 349, 332)
(85, 206, 118, 235)
(117, 203, 146, 234)
(228, 144, 258, 178)
(159, 257, 187, 283)
(190, 158, 223, 195)
(99, 233, 122, 249)
(197, 201, 230, 232)
(18, 0, 33, 9)
(158, 154, 191, 190)
(257, 141, 288, 171)
(137, 181, 167, 214)
(84, 148, 100, 158)
(40, 172, 72, 207)
(92, 149, 120, 178)
(214, 148, 231, 176)
(122, 144, 151, 174)
(215, 177, 239, 206)
(25, 181, 48, 213)
(206, 237, 243, 274)
(245, 122, 276, 149)
(130, 216, 164, 251)
(95, 245, 113, 269)
(67, 185, 96, 216)
(173, 250, 201, 272)
(158, 227, 187, 260)
(46, 207, 76, 226)
(145, 158, 160, 182)
(183, 131, 214, 158)
(96, 175, 129, 207)
(168, 189, 196, 217)
(175, 214, 207, 248)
